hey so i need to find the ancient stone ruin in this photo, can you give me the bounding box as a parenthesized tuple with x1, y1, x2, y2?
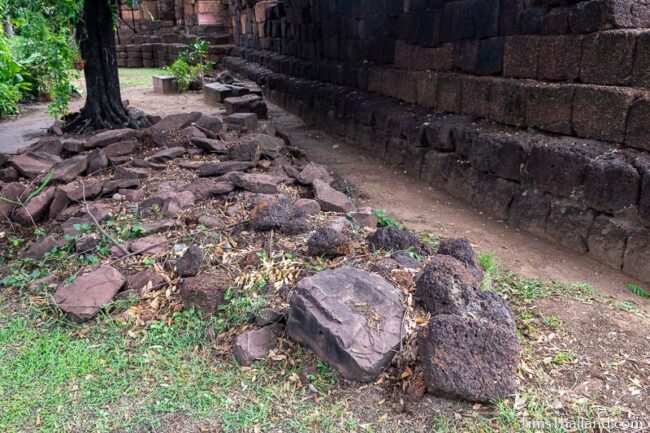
(223, 0, 650, 285)
(116, 0, 234, 67)
(2, 0, 650, 419)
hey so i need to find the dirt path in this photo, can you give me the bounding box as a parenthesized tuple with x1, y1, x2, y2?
(268, 107, 649, 303)
(1, 80, 647, 305)
(0, 102, 53, 153)
(0, 85, 217, 154)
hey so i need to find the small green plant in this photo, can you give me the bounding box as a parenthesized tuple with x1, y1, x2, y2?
(0, 262, 47, 291)
(612, 300, 646, 317)
(165, 58, 192, 92)
(0, 30, 31, 116)
(550, 350, 575, 365)
(627, 283, 650, 299)
(179, 37, 210, 65)
(403, 246, 421, 260)
(372, 210, 399, 228)
(477, 251, 498, 273)
(72, 223, 93, 234)
(8, 237, 24, 249)
(164, 38, 213, 92)
(215, 293, 266, 332)
(120, 224, 146, 240)
(4, 0, 81, 118)
(543, 315, 561, 329)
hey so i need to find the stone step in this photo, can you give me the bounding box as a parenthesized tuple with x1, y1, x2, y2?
(232, 46, 650, 151)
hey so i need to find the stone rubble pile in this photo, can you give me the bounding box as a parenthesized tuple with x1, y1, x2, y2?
(1, 94, 519, 404)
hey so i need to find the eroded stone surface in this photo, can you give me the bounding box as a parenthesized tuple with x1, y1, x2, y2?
(53, 266, 125, 322)
(312, 179, 356, 213)
(287, 266, 405, 382)
(418, 314, 520, 402)
(233, 326, 279, 366)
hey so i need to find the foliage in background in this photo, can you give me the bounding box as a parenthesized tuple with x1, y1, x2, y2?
(0, 29, 30, 116)
(0, 0, 81, 118)
(164, 37, 213, 92)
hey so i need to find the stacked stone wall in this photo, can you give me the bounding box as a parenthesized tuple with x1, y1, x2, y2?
(225, 0, 650, 283)
(116, 0, 234, 67)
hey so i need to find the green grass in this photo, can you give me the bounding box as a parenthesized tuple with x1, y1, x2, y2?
(0, 301, 359, 432)
(627, 283, 650, 299)
(478, 252, 597, 302)
(118, 68, 166, 89)
(0, 236, 631, 432)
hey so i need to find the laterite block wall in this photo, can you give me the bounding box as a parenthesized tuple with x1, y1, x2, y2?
(225, 0, 650, 284)
(116, 0, 234, 67)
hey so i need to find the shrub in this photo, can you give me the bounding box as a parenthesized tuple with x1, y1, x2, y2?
(0, 30, 30, 116)
(3, 0, 80, 118)
(164, 38, 213, 92)
(165, 59, 192, 92)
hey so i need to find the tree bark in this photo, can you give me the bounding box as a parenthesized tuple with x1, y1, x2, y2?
(67, 0, 141, 131)
(3, 2, 13, 37)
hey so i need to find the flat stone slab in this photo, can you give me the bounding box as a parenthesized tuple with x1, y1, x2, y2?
(287, 266, 405, 382)
(224, 113, 258, 131)
(313, 179, 356, 213)
(224, 94, 263, 114)
(197, 160, 256, 177)
(204, 82, 231, 103)
(233, 326, 278, 366)
(53, 265, 125, 322)
(10, 152, 62, 178)
(85, 129, 139, 150)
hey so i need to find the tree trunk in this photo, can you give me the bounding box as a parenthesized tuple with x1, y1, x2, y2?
(68, 0, 139, 131)
(3, 2, 13, 37)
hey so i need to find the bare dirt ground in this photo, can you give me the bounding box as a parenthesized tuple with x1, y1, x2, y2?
(267, 109, 650, 301)
(2, 73, 649, 431)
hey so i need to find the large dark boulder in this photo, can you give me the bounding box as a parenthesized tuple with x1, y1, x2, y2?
(250, 194, 293, 231)
(368, 226, 424, 253)
(415, 255, 515, 329)
(176, 245, 203, 277)
(286, 266, 405, 382)
(437, 237, 483, 281)
(307, 227, 353, 257)
(226, 140, 262, 162)
(418, 314, 520, 402)
(179, 270, 230, 316)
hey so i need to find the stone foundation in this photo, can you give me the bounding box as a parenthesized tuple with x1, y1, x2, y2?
(219, 0, 650, 283)
(222, 53, 650, 283)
